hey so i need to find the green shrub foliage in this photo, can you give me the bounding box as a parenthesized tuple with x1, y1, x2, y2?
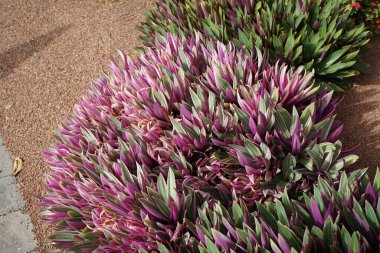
(140, 0, 371, 89)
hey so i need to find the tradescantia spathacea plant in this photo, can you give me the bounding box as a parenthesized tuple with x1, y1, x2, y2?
(180, 169, 380, 253)
(140, 0, 371, 89)
(41, 33, 357, 252)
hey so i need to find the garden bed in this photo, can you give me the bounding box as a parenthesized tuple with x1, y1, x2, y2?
(1, 0, 379, 252)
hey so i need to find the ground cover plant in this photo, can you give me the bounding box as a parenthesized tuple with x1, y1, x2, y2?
(40, 0, 380, 252)
(140, 0, 371, 89)
(41, 33, 360, 252)
(185, 169, 380, 253)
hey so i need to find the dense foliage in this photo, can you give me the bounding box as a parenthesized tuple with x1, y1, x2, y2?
(140, 0, 370, 89)
(41, 0, 380, 252)
(179, 169, 380, 253)
(41, 34, 357, 252)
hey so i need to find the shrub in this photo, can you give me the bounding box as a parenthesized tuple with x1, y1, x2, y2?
(350, 0, 380, 32)
(140, 0, 371, 89)
(185, 169, 380, 253)
(41, 34, 355, 252)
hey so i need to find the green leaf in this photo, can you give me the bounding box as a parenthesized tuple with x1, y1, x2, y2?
(323, 217, 334, 246)
(321, 61, 356, 75)
(157, 174, 167, 202)
(239, 29, 253, 49)
(190, 88, 202, 109)
(244, 138, 262, 158)
(157, 242, 170, 253)
(320, 45, 350, 68)
(138, 198, 163, 219)
(153, 89, 168, 110)
(68, 242, 97, 251)
(256, 47, 263, 68)
(302, 228, 311, 248)
(49, 232, 76, 241)
(281, 189, 293, 211)
(119, 158, 133, 184)
(233, 105, 249, 125)
(217, 76, 233, 92)
(257, 202, 277, 231)
(365, 201, 380, 234)
(167, 168, 176, 201)
(290, 107, 299, 135)
(300, 103, 315, 125)
(178, 47, 190, 71)
(338, 172, 348, 193)
(285, 34, 295, 57)
(273, 36, 284, 54)
(276, 201, 289, 227)
(151, 196, 171, 217)
(350, 232, 360, 253)
(205, 236, 221, 253)
(208, 92, 216, 111)
(307, 149, 322, 169)
(282, 153, 296, 180)
(330, 155, 358, 173)
(260, 143, 272, 160)
(232, 201, 243, 227)
(311, 226, 323, 240)
(170, 117, 185, 134)
(108, 115, 122, 132)
(81, 128, 99, 146)
(341, 226, 351, 251)
(294, 204, 312, 225)
(277, 222, 301, 251)
(293, 45, 303, 62)
(79, 232, 99, 241)
(374, 169, 380, 192)
(274, 108, 292, 139)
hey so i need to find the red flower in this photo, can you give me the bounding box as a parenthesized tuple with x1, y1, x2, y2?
(351, 2, 361, 8)
(377, 25, 380, 31)
(372, 10, 377, 14)
(371, 2, 376, 7)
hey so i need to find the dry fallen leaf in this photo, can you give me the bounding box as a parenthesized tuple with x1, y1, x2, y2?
(5, 103, 13, 110)
(13, 157, 23, 176)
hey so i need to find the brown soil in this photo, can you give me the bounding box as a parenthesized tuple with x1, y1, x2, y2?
(0, 0, 150, 251)
(338, 36, 380, 179)
(0, 0, 379, 251)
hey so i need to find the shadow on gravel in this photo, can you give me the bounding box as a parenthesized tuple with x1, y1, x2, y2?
(338, 88, 380, 179)
(0, 25, 71, 79)
(338, 36, 380, 179)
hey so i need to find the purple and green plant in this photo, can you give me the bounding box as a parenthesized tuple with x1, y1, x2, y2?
(40, 33, 358, 252)
(140, 0, 371, 89)
(181, 169, 380, 253)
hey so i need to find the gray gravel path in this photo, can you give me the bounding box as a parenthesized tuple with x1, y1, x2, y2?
(0, 136, 38, 253)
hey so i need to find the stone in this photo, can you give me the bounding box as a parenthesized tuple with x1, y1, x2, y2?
(0, 211, 38, 253)
(0, 176, 25, 215)
(0, 138, 13, 178)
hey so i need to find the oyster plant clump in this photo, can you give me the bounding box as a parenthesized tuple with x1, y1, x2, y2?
(41, 33, 357, 252)
(140, 0, 370, 89)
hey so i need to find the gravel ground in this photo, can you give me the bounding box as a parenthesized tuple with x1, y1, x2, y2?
(337, 36, 380, 179)
(0, 0, 379, 251)
(0, 0, 150, 251)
